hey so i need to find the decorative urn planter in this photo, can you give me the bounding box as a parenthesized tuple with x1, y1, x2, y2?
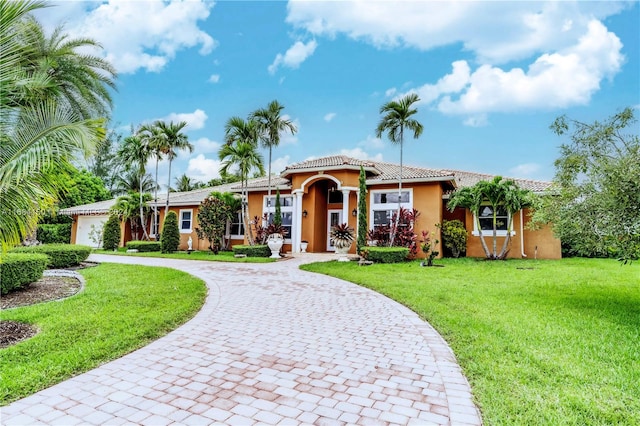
(267, 233, 284, 258)
(330, 223, 355, 262)
(300, 241, 308, 253)
(334, 242, 352, 262)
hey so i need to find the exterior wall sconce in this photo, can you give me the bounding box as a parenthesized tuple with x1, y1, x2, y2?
(352, 208, 357, 217)
(302, 210, 308, 217)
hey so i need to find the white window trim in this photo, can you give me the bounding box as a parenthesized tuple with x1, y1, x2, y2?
(471, 207, 515, 237)
(369, 188, 413, 229)
(263, 195, 294, 243)
(229, 211, 244, 239)
(179, 209, 193, 234)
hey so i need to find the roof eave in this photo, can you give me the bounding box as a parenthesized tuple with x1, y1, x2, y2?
(366, 175, 455, 186)
(282, 165, 380, 178)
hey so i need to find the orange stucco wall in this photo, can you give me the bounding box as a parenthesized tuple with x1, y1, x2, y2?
(464, 208, 561, 259)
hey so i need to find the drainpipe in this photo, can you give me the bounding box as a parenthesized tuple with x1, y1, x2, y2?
(520, 209, 527, 258)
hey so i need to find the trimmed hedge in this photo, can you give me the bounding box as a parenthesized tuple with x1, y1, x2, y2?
(161, 212, 180, 253)
(37, 223, 72, 244)
(0, 253, 48, 295)
(232, 244, 270, 257)
(10, 244, 91, 269)
(361, 246, 409, 263)
(125, 241, 161, 252)
(102, 214, 121, 251)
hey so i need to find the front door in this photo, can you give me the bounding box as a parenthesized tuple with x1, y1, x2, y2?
(327, 209, 342, 251)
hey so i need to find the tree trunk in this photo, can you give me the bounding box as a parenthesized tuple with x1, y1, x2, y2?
(165, 157, 173, 218)
(476, 215, 492, 259)
(267, 145, 272, 222)
(390, 132, 404, 247)
(491, 208, 498, 258)
(497, 213, 515, 259)
(139, 178, 150, 241)
(153, 156, 159, 238)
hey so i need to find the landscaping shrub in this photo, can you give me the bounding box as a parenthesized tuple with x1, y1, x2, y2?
(125, 241, 161, 252)
(232, 244, 270, 257)
(0, 253, 49, 295)
(36, 223, 72, 244)
(438, 219, 467, 258)
(362, 246, 409, 263)
(10, 244, 91, 268)
(102, 214, 121, 251)
(161, 211, 180, 253)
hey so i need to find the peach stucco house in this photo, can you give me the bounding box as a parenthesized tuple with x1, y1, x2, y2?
(62, 155, 561, 259)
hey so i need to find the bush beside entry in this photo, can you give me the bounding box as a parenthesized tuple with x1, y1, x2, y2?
(102, 214, 121, 251)
(232, 245, 270, 257)
(161, 211, 180, 253)
(0, 253, 49, 295)
(125, 241, 161, 252)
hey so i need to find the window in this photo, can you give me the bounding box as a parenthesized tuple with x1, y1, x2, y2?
(472, 205, 514, 236)
(370, 189, 412, 229)
(230, 212, 244, 238)
(179, 209, 192, 233)
(150, 212, 160, 238)
(264, 195, 294, 240)
(327, 189, 343, 204)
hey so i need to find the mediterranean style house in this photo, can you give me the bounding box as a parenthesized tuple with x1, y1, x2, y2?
(61, 155, 561, 259)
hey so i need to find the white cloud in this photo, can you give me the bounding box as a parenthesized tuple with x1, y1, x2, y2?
(208, 74, 220, 83)
(40, 0, 216, 74)
(385, 87, 397, 97)
(164, 109, 208, 131)
(324, 112, 337, 122)
(509, 163, 541, 177)
(192, 137, 220, 154)
(270, 155, 291, 175)
(399, 20, 623, 121)
(463, 115, 489, 128)
(286, 1, 626, 64)
(279, 116, 300, 145)
(338, 147, 384, 162)
(268, 40, 317, 74)
(358, 135, 385, 150)
(186, 154, 222, 182)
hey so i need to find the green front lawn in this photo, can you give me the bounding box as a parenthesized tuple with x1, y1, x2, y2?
(301, 258, 640, 425)
(94, 248, 275, 263)
(0, 264, 206, 405)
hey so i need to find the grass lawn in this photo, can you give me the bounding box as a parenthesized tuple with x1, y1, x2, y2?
(94, 248, 275, 263)
(0, 263, 206, 405)
(301, 257, 640, 425)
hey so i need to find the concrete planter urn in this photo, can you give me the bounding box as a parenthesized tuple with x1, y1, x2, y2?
(330, 223, 355, 262)
(267, 233, 284, 258)
(300, 241, 308, 253)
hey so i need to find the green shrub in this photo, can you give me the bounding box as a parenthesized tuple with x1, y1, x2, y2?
(161, 211, 180, 253)
(232, 244, 270, 257)
(102, 214, 121, 251)
(10, 244, 91, 268)
(1, 253, 49, 295)
(439, 219, 467, 258)
(36, 223, 72, 244)
(125, 241, 161, 252)
(362, 246, 409, 263)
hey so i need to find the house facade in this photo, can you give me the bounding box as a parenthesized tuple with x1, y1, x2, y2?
(62, 155, 561, 259)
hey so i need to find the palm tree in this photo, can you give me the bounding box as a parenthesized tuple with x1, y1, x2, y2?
(250, 100, 297, 205)
(173, 173, 202, 192)
(137, 121, 166, 237)
(448, 176, 532, 259)
(376, 93, 424, 246)
(113, 169, 157, 196)
(15, 15, 116, 119)
(219, 134, 264, 245)
(0, 0, 108, 250)
(117, 134, 151, 240)
(154, 121, 193, 217)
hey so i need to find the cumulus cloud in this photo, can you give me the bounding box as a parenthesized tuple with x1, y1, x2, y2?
(270, 155, 291, 175)
(358, 135, 385, 150)
(208, 74, 220, 83)
(163, 109, 208, 131)
(192, 137, 220, 154)
(39, 0, 216, 74)
(509, 163, 541, 177)
(324, 112, 337, 122)
(398, 20, 623, 123)
(268, 40, 317, 74)
(186, 154, 222, 182)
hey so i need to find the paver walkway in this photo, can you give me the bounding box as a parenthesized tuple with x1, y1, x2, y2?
(2, 254, 481, 425)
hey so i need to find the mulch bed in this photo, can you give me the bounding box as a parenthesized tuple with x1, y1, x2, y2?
(0, 262, 95, 349)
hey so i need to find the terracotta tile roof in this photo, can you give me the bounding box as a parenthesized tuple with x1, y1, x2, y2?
(242, 176, 291, 190)
(441, 169, 552, 193)
(284, 155, 377, 171)
(367, 161, 453, 182)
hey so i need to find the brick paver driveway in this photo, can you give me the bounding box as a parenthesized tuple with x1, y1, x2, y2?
(2, 253, 481, 425)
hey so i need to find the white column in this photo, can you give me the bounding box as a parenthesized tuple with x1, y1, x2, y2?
(342, 189, 350, 225)
(293, 191, 303, 253)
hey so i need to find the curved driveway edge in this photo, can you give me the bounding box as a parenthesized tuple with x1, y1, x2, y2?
(2, 254, 481, 425)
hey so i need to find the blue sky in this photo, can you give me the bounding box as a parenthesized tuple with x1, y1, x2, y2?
(38, 1, 639, 187)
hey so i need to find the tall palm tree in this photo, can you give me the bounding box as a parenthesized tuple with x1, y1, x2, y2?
(250, 100, 297, 205)
(219, 136, 264, 245)
(117, 134, 151, 240)
(137, 121, 166, 237)
(16, 15, 116, 119)
(113, 169, 157, 196)
(0, 0, 108, 250)
(173, 173, 202, 192)
(375, 93, 424, 246)
(154, 121, 192, 217)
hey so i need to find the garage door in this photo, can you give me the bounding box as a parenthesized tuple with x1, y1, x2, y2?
(76, 215, 110, 248)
